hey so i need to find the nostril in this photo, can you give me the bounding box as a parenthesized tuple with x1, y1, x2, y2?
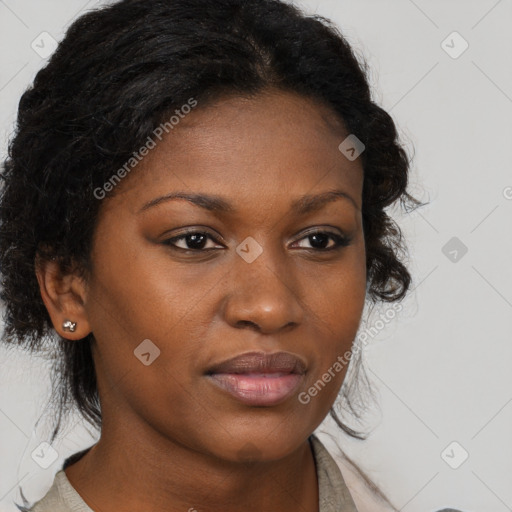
(236, 320, 259, 330)
(237, 320, 257, 327)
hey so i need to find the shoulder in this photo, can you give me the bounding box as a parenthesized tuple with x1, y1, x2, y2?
(26, 447, 95, 512)
(314, 434, 398, 512)
(25, 471, 69, 512)
(310, 434, 360, 512)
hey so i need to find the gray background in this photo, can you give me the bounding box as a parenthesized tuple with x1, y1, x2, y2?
(1, 0, 511, 511)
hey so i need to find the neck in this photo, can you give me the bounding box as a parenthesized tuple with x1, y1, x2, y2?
(65, 416, 319, 512)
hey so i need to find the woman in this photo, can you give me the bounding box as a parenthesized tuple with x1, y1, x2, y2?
(0, 0, 419, 510)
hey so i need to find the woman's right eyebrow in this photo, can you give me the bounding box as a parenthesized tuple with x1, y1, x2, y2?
(138, 192, 233, 214)
(137, 189, 357, 215)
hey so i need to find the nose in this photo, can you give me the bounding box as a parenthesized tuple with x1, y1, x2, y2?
(221, 247, 304, 335)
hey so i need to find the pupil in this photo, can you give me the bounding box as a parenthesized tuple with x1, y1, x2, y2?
(310, 233, 329, 249)
(187, 233, 206, 249)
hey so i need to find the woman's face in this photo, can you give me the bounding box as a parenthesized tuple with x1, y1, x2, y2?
(83, 90, 366, 462)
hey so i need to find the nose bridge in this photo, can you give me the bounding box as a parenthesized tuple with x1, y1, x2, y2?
(222, 241, 303, 333)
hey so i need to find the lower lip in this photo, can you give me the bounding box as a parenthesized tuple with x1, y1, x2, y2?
(207, 372, 303, 406)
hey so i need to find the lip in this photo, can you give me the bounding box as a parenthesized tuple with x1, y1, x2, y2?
(205, 351, 307, 406)
(206, 351, 307, 375)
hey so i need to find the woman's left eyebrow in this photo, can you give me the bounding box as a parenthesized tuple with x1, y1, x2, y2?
(291, 190, 358, 213)
(137, 189, 357, 214)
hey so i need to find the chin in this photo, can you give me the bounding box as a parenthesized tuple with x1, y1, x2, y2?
(203, 423, 312, 463)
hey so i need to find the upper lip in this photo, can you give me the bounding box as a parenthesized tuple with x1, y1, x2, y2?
(206, 351, 307, 375)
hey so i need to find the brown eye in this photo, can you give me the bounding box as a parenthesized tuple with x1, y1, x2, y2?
(163, 231, 223, 251)
(293, 231, 351, 251)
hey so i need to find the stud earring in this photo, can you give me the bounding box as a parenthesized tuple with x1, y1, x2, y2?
(62, 320, 77, 332)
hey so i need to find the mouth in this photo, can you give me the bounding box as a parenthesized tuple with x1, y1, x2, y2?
(205, 351, 307, 406)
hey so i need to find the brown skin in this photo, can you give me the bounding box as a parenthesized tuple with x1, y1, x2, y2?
(36, 89, 366, 512)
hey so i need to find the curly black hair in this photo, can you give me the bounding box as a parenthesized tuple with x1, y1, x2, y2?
(0, 0, 421, 444)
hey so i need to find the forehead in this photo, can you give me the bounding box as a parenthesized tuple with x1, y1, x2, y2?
(107, 90, 364, 213)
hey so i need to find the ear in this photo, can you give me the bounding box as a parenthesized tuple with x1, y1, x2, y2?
(35, 254, 92, 340)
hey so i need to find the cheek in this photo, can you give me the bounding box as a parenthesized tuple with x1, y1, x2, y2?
(88, 236, 216, 337)
(87, 261, 212, 431)
(300, 279, 365, 420)
(302, 247, 366, 382)
(307, 250, 366, 334)
(86, 256, 231, 428)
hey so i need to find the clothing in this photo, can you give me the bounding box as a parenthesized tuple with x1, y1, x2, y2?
(26, 434, 359, 511)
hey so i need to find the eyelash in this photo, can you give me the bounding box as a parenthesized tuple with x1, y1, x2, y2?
(162, 229, 352, 253)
